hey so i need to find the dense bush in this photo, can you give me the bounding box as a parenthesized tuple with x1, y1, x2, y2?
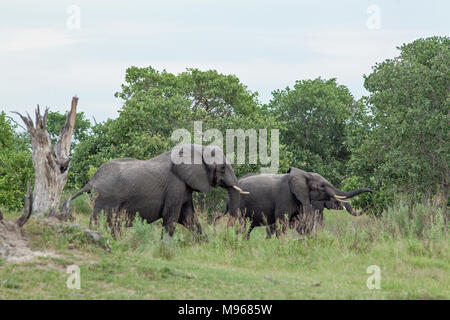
(344, 36, 449, 216)
(0, 112, 33, 211)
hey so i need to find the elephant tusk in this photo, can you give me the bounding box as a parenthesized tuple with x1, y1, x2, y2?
(333, 195, 349, 203)
(333, 195, 347, 199)
(233, 186, 250, 194)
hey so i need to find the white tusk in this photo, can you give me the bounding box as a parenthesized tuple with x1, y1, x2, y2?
(233, 186, 250, 194)
(333, 195, 349, 203)
(333, 195, 347, 199)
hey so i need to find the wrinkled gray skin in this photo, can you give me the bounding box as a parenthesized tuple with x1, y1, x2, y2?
(69, 144, 244, 237)
(220, 167, 372, 238)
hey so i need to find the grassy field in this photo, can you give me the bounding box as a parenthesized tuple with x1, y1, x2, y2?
(0, 197, 448, 299)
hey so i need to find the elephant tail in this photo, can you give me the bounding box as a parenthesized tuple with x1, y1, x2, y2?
(68, 184, 92, 202)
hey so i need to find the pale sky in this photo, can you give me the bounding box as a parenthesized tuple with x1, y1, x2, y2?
(1, 0, 448, 124)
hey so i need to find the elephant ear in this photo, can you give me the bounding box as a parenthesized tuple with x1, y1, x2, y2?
(172, 144, 211, 193)
(287, 167, 311, 206)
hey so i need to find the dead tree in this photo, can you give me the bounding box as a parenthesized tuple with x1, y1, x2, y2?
(13, 97, 78, 218)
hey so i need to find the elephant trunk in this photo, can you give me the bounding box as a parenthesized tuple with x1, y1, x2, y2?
(333, 188, 373, 200)
(222, 166, 249, 195)
(342, 202, 369, 216)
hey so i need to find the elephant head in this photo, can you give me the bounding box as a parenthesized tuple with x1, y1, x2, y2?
(287, 167, 372, 208)
(171, 144, 248, 216)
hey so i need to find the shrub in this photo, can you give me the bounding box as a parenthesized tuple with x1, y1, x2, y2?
(379, 200, 444, 240)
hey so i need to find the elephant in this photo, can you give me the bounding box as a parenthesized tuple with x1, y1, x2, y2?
(219, 167, 372, 238)
(67, 144, 248, 237)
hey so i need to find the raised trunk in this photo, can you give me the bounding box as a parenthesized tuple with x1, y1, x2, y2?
(334, 188, 373, 199)
(14, 97, 78, 217)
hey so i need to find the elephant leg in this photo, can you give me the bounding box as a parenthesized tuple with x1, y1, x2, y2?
(126, 211, 136, 227)
(266, 224, 275, 239)
(244, 222, 257, 240)
(289, 215, 301, 235)
(106, 207, 114, 229)
(226, 208, 243, 228)
(317, 209, 324, 228)
(274, 205, 289, 238)
(275, 219, 282, 238)
(311, 209, 324, 234)
(274, 217, 288, 238)
(238, 214, 249, 235)
(302, 204, 315, 234)
(178, 201, 203, 235)
(162, 197, 183, 238)
(90, 195, 105, 229)
(312, 211, 317, 234)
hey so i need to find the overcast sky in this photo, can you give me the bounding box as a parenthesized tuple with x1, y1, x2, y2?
(1, 0, 448, 124)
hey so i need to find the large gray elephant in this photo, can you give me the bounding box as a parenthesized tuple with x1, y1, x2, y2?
(67, 144, 248, 236)
(220, 167, 372, 238)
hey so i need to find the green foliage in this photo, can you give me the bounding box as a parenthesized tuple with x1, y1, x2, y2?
(46, 111, 91, 147)
(268, 78, 355, 186)
(0, 111, 33, 211)
(0, 112, 13, 149)
(346, 36, 450, 212)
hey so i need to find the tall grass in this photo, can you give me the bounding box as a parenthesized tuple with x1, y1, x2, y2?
(1, 196, 448, 299)
(96, 199, 447, 259)
(379, 201, 444, 240)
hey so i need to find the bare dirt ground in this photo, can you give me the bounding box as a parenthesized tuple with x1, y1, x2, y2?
(0, 218, 59, 263)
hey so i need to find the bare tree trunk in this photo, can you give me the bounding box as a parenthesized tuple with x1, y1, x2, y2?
(13, 97, 78, 218)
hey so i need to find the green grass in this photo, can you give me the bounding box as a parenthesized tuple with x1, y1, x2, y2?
(0, 202, 448, 299)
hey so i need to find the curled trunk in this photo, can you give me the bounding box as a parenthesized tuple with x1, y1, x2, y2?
(342, 202, 369, 216)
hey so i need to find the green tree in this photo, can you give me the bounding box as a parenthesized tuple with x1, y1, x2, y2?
(347, 36, 449, 224)
(0, 111, 33, 211)
(268, 78, 355, 186)
(46, 111, 91, 149)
